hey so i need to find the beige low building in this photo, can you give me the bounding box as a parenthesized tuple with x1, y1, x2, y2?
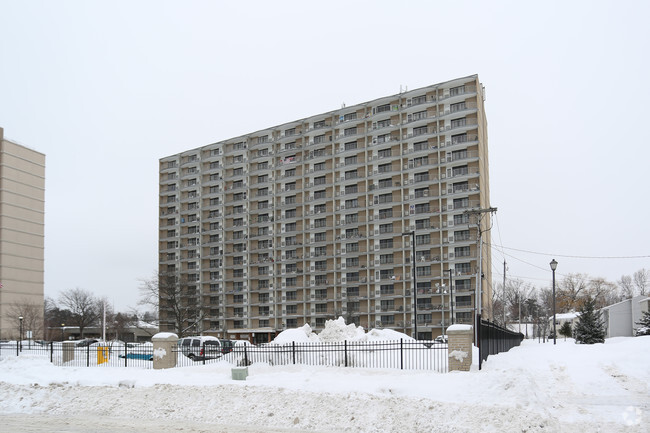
(159, 75, 492, 344)
(0, 128, 45, 340)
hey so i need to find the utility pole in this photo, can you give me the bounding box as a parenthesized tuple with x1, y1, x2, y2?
(463, 207, 497, 338)
(503, 260, 507, 326)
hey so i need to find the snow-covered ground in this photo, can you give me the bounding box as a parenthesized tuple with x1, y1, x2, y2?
(1, 332, 648, 432)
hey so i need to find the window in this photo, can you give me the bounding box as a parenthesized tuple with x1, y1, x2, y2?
(381, 300, 394, 312)
(345, 213, 358, 224)
(453, 181, 468, 193)
(450, 85, 465, 96)
(376, 103, 391, 113)
(315, 218, 327, 228)
(415, 187, 429, 198)
(257, 162, 268, 171)
(209, 173, 220, 181)
(313, 148, 325, 157)
(314, 162, 325, 171)
(415, 203, 430, 214)
(452, 165, 469, 177)
(379, 208, 393, 219)
(455, 246, 471, 257)
(286, 305, 297, 314)
(346, 272, 360, 282)
(285, 208, 296, 218)
(315, 288, 328, 299)
(188, 202, 198, 210)
(414, 141, 428, 151)
(257, 136, 268, 144)
(315, 246, 327, 257)
(345, 227, 359, 238)
(344, 127, 357, 137)
(286, 319, 298, 327)
(314, 176, 326, 185)
(379, 239, 393, 249)
(378, 148, 391, 159)
(233, 256, 243, 265)
(416, 266, 431, 277)
(314, 203, 326, 214)
(345, 141, 357, 151)
(347, 301, 360, 312)
(285, 195, 296, 204)
(233, 269, 243, 278)
(344, 112, 357, 121)
(378, 178, 392, 188)
(379, 223, 393, 234)
(450, 101, 466, 113)
(344, 155, 357, 165)
(285, 141, 296, 150)
(315, 260, 327, 271)
(346, 242, 359, 252)
(380, 284, 394, 295)
(233, 192, 245, 202)
(344, 170, 358, 180)
(286, 277, 297, 287)
(454, 213, 470, 225)
(314, 120, 326, 129)
(346, 287, 359, 297)
(233, 168, 243, 176)
(346, 257, 359, 267)
(380, 315, 395, 325)
(414, 172, 429, 183)
(377, 133, 390, 143)
(285, 168, 296, 177)
(344, 198, 358, 208)
(257, 174, 268, 184)
(315, 275, 328, 286)
(315, 232, 327, 242)
(345, 184, 358, 194)
(378, 163, 391, 173)
(376, 118, 391, 128)
(380, 254, 393, 264)
(285, 222, 296, 232)
(415, 234, 430, 245)
(413, 126, 428, 136)
(454, 230, 470, 241)
(286, 263, 297, 273)
(258, 200, 268, 209)
(314, 190, 327, 199)
(377, 193, 392, 204)
(285, 128, 296, 136)
(313, 134, 326, 144)
(453, 198, 469, 209)
(456, 263, 472, 274)
(315, 304, 328, 313)
(410, 110, 427, 121)
(451, 133, 468, 144)
(451, 118, 466, 129)
(285, 182, 296, 191)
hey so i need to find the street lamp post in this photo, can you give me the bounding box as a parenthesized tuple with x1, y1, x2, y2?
(550, 259, 558, 345)
(402, 231, 417, 340)
(19, 316, 23, 352)
(61, 323, 65, 342)
(448, 268, 454, 324)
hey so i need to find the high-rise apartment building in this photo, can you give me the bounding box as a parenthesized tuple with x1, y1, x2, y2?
(0, 128, 46, 339)
(159, 75, 491, 343)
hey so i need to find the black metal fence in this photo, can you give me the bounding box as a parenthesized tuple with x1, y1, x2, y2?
(477, 315, 524, 369)
(2, 339, 449, 373)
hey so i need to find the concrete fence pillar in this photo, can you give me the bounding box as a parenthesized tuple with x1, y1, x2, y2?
(152, 332, 179, 370)
(62, 341, 76, 363)
(447, 324, 473, 372)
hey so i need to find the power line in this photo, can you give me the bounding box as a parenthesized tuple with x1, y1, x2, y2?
(487, 243, 650, 260)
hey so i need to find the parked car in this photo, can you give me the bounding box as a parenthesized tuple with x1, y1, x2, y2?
(434, 335, 448, 344)
(76, 338, 98, 347)
(178, 336, 221, 360)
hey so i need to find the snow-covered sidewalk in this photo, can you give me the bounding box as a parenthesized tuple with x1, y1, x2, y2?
(1, 337, 648, 432)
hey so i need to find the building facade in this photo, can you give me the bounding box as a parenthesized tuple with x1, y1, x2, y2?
(159, 75, 492, 343)
(0, 128, 46, 339)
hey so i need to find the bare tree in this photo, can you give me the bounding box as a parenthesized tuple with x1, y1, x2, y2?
(587, 278, 619, 308)
(139, 271, 205, 338)
(8, 299, 44, 340)
(557, 273, 589, 312)
(58, 288, 98, 338)
(633, 268, 649, 296)
(618, 275, 635, 299)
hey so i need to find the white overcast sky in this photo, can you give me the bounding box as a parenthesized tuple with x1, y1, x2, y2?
(1, 0, 648, 311)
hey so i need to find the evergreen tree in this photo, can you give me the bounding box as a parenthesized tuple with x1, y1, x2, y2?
(573, 297, 605, 344)
(635, 310, 650, 336)
(559, 321, 573, 340)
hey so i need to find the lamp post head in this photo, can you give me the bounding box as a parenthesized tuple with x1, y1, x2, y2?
(19, 316, 23, 321)
(550, 259, 558, 271)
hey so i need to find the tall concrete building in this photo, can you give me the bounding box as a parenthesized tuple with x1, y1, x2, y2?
(159, 75, 492, 343)
(0, 128, 46, 339)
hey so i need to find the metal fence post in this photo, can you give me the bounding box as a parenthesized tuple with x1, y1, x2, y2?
(292, 341, 296, 365)
(50, 342, 54, 363)
(400, 339, 403, 370)
(124, 343, 127, 367)
(244, 344, 249, 366)
(344, 340, 348, 367)
(86, 344, 90, 367)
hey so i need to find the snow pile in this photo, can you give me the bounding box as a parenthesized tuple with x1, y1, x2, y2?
(272, 317, 412, 343)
